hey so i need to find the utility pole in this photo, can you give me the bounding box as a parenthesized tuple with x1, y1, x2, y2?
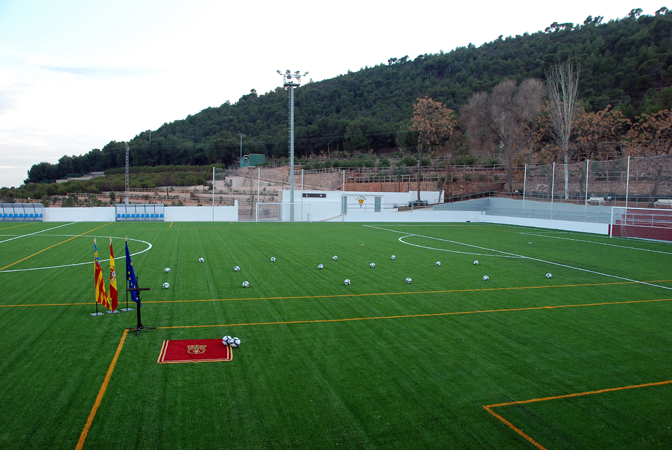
(239, 133, 246, 164)
(277, 69, 308, 221)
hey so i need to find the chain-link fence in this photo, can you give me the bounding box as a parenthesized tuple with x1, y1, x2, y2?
(523, 154, 672, 207)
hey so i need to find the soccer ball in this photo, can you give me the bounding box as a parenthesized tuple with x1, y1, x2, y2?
(318, 264, 324, 269)
(344, 278, 351, 286)
(199, 257, 204, 263)
(406, 277, 412, 284)
(370, 263, 375, 268)
(230, 337, 241, 348)
(483, 275, 489, 281)
(436, 261, 441, 267)
(270, 257, 276, 262)
(242, 281, 250, 288)
(546, 273, 552, 279)
(391, 255, 396, 260)
(474, 260, 479, 265)
(234, 266, 240, 272)
(222, 336, 232, 345)
(162, 282, 170, 289)
(164, 267, 170, 273)
(333, 255, 338, 261)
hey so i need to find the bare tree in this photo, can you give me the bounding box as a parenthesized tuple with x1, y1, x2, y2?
(461, 79, 546, 192)
(546, 60, 581, 199)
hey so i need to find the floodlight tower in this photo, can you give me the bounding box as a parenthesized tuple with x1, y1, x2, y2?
(277, 69, 308, 221)
(124, 142, 130, 205)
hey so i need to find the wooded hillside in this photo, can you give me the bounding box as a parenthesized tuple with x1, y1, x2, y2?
(24, 8, 672, 184)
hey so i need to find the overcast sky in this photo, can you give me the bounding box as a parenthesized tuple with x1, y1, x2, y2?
(0, 0, 667, 188)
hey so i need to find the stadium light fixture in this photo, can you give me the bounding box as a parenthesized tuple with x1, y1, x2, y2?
(278, 69, 308, 221)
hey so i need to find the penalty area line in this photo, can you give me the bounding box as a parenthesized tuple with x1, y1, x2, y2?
(483, 378, 672, 450)
(0, 223, 113, 272)
(0, 222, 76, 244)
(367, 225, 672, 292)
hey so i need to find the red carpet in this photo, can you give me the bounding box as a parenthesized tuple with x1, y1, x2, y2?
(157, 339, 232, 364)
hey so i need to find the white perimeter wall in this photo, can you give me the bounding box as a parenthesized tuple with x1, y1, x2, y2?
(40, 196, 606, 235)
(45, 207, 115, 222)
(43, 203, 238, 222)
(164, 205, 238, 222)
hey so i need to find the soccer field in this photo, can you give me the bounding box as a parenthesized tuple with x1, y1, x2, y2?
(1, 221, 671, 450)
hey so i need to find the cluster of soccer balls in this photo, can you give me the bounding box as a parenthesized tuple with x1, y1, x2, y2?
(163, 257, 207, 288)
(163, 267, 171, 289)
(222, 335, 241, 348)
(164, 255, 553, 290)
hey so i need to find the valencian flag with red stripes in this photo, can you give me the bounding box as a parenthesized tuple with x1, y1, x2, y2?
(109, 238, 118, 311)
(125, 238, 140, 307)
(94, 238, 112, 310)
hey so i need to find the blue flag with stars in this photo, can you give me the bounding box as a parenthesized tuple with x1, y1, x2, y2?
(125, 240, 140, 307)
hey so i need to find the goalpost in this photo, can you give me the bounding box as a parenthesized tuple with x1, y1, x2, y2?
(254, 202, 312, 222)
(610, 206, 672, 241)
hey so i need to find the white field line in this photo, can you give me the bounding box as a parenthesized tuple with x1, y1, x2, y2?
(519, 232, 672, 256)
(0, 235, 152, 273)
(0, 223, 76, 244)
(365, 224, 672, 292)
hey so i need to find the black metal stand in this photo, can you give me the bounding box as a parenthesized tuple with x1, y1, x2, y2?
(90, 302, 104, 316)
(120, 280, 133, 312)
(125, 287, 155, 336)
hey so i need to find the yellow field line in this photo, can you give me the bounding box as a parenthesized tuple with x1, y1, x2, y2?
(75, 330, 128, 450)
(155, 297, 672, 330)
(170, 222, 173, 228)
(138, 280, 670, 305)
(0, 223, 112, 272)
(0, 223, 34, 231)
(483, 379, 672, 450)
(1, 281, 671, 308)
(482, 405, 548, 450)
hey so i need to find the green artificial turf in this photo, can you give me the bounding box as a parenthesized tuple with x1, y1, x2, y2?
(0, 221, 671, 449)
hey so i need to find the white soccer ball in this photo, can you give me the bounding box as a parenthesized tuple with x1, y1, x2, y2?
(242, 281, 250, 288)
(436, 261, 441, 267)
(234, 266, 240, 272)
(333, 255, 338, 261)
(164, 267, 170, 273)
(230, 337, 241, 348)
(370, 262, 375, 268)
(318, 264, 324, 269)
(222, 336, 232, 345)
(546, 273, 552, 279)
(474, 260, 479, 265)
(270, 257, 276, 262)
(406, 277, 412, 284)
(162, 282, 170, 289)
(483, 275, 489, 281)
(199, 257, 204, 263)
(344, 278, 351, 286)
(391, 255, 396, 260)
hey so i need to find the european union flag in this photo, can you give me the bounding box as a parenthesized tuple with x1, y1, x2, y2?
(125, 240, 140, 307)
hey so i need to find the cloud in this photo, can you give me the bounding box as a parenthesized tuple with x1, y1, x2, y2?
(41, 65, 161, 78)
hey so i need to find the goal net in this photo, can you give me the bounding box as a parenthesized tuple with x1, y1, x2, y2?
(253, 202, 313, 222)
(610, 206, 672, 241)
(255, 202, 283, 221)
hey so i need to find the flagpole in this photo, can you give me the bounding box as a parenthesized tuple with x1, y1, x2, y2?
(121, 236, 133, 311)
(106, 237, 119, 314)
(124, 237, 155, 336)
(90, 237, 104, 316)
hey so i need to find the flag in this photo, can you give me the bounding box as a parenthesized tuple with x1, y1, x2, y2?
(94, 239, 112, 310)
(125, 239, 140, 307)
(109, 238, 118, 311)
